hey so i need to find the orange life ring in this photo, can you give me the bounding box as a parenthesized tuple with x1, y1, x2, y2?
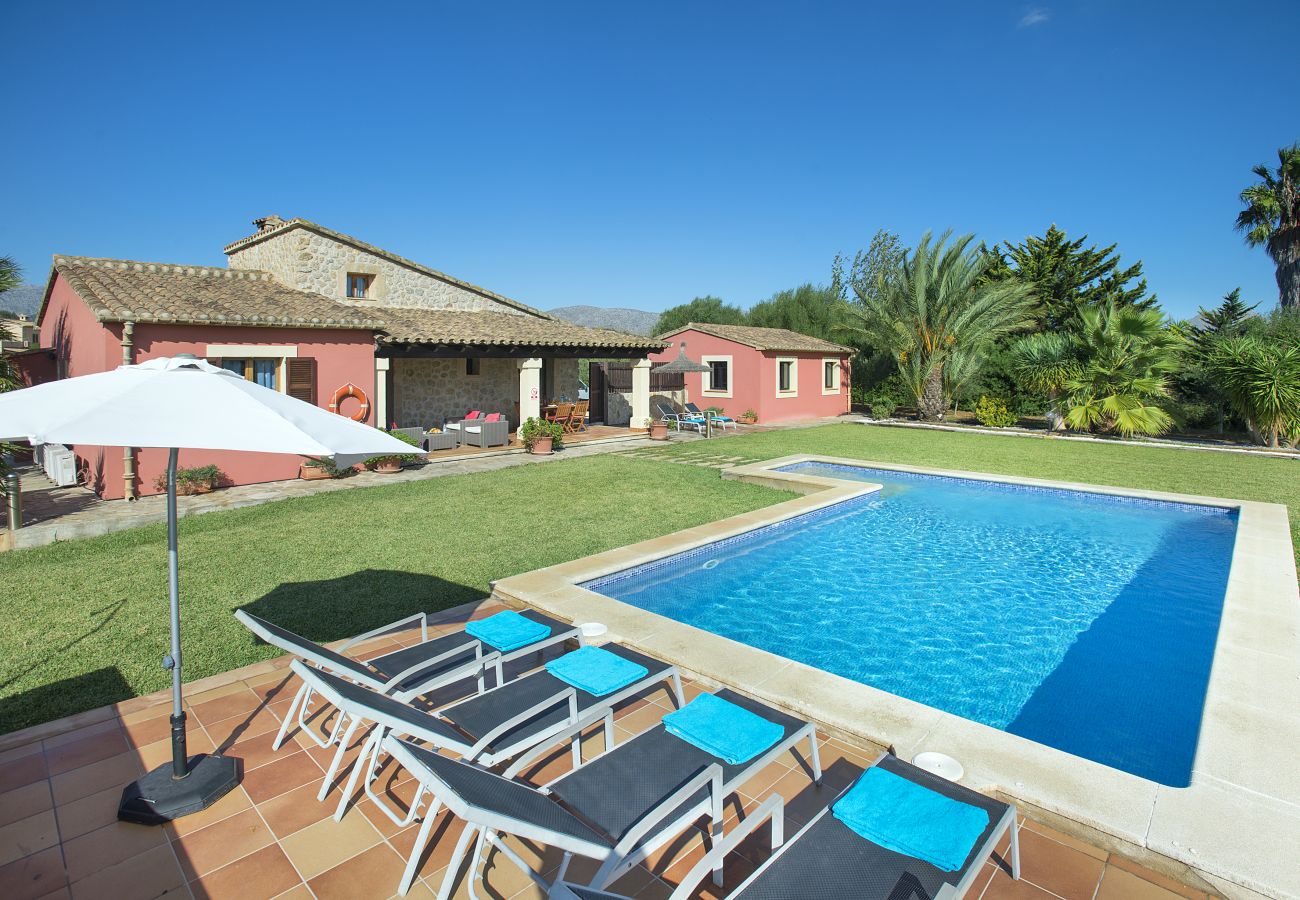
(328, 383, 371, 422)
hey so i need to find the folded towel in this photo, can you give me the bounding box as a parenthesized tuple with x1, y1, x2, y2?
(832, 767, 989, 873)
(465, 611, 551, 652)
(662, 694, 783, 764)
(545, 646, 648, 696)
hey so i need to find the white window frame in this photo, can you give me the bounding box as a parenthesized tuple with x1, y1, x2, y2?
(700, 355, 733, 398)
(206, 344, 297, 393)
(775, 357, 798, 397)
(821, 357, 841, 395)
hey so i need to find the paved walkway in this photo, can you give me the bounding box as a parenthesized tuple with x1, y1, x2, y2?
(2, 432, 683, 552)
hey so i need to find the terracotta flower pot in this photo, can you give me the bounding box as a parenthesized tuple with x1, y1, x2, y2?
(739, 416, 757, 425)
(529, 436, 554, 455)
(191, 481, 215, 494)
(300, 464, 332, 481)
(648, 423, 669, 440)
(374, 460, 402, 474)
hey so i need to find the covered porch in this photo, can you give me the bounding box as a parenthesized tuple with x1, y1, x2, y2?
(370, 308, 666, 436)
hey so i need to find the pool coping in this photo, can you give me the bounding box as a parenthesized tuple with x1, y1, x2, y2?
(493, 454, 1300, 899)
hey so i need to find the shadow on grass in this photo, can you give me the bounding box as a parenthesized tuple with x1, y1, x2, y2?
(0, 665, 133, 735)
(238, 568, 485, 645)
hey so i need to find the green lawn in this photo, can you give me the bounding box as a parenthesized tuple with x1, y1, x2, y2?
(649, 423, 1298, 560)
(0, 456, 792, 734)
(3, 424, 1294, 736)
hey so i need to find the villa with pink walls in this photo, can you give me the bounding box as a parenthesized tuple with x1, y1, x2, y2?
(651, 323, 852, 424)
(26, 216, 662, 501)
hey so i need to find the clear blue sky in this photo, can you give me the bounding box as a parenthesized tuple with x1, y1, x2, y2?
(4, 1, 1297, 319)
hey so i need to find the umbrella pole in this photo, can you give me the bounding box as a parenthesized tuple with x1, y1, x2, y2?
(166, 448, 188, 779)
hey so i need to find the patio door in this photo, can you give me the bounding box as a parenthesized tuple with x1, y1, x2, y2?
(588, 363, 606, 424)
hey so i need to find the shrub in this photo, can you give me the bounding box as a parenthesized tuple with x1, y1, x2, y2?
(520, 417, 565, 450)
(860, 387, 901, 419)
(365, 428, 424, 469)
(153, 464, 226, 494)
(302, 457, 352, 478)
(974, 396, 1016, 428)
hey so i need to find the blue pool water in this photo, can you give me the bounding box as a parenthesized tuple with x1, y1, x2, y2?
(583, 462, 1238, 785)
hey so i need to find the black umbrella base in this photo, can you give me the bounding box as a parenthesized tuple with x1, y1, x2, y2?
(118, 754, 241, 826)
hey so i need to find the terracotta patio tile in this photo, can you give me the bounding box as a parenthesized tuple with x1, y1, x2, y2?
(1096, 865, 1200, 900)
(49, 750, 143, 806)
(0, 810, 60, 868)
(240, 750, 322, 804)
(120, 713, 176, 750)
(188, 689, 262, 729)
(184, 681, 253, 707)
(981, 868, 1064, 899)
(1020, 817, 1109, 862)
(0, 741, 44, 765)
(1105, 856, 1210, 900)
(389, 809, 468, 884)
(308, 842, 408, 900)
(172, 806, 274, 880)
(1011, 826, 1106, 899)
(0, 752, 49, 795)
(41, 720, 123, 752)
(205, 700, 293, 750)
(67, 841, 185, 900)
(189, 843, 301, 900)
(255, 782, 333, 840)
(61, 818, 168, 883)
(133, 730, 216, 773)
(0, 846, 68, 900)
(53, 784, 122, 842)
(279, 812, 381, 881)
(164, 785, 253, 840)
(269, 885, 314, 900)
(0, 781, 53, 829)
(221, 728, 301, 773)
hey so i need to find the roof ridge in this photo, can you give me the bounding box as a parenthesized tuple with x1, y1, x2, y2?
(54, 255, 275, 282)
(221, 217, 553, 319)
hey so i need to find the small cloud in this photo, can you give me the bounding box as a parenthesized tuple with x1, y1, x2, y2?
(1018, 6, 1049, 27)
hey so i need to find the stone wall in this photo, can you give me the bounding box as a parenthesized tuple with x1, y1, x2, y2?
(227, 227, 529, 315)
(547, 358, 581, 404)
(392, 357, 521, 429)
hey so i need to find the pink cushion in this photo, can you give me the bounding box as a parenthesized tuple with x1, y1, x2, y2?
(484, 413, 501, 423)
(466, 410, 482, 419)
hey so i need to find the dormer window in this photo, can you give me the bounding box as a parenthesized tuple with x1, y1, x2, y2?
(346, 273, 373, 299)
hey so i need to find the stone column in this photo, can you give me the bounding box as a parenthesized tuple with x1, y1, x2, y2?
(631, 358, 652, 428)
(518, 358, 542, 425)
(374, 357, 391, 427)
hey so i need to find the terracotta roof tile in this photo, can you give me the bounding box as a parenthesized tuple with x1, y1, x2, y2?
(49, 256, 383, 330)
(660, 322, 854, 354)
(374, 306, 664, 351)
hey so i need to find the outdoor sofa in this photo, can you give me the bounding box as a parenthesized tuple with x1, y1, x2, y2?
(381, 687, 821, 896)
(550, 751, 1020, 900)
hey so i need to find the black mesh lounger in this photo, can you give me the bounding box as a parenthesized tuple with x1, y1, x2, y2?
(550, 752, 1020, 900)
(381, 689, 821, 899)
(234, 608, 580, 754)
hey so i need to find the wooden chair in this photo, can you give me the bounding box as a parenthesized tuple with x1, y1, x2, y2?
(547, 402, 574, 431)
(568, 400, 589, 433)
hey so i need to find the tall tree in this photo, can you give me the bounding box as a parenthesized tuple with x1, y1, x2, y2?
(1235, 143, 1300, 310)
(841, 231, 1034, 420)
(984, 225, 1155, 331)
(746, 283, 842, 341)
(0, 256, 23, 492)
(832, 229, 906, 311)
(1188, 288, 1258, 355)
(652, 295, 746, 336)
(1209, 336, 1300, 447)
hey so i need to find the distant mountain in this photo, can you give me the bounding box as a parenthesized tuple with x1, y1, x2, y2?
(548, 305, 659, 336)
(0, 284, 43, 318)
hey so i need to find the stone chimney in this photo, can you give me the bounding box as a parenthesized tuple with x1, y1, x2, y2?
(252, 215, 287, 233)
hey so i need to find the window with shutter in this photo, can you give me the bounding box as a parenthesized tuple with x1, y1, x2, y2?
(286, 357, 317, 405)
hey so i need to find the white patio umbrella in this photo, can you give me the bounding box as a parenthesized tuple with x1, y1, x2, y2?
(0, 355, 416, 824)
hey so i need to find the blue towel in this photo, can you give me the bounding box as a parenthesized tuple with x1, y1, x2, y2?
(662, 694, 783, 764)
(832, 767, 989, 873)
(465, 611, 550, 652)
(545, 646, 649, 696)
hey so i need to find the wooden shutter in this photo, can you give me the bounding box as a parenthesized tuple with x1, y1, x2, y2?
(286, 357, 317, 405)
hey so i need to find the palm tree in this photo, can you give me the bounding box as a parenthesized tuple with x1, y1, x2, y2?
(1009, 331, 1082, 430)
(1208, 336, 1300, 448)
(841, 231, 1034, 420)
(1236, 144, 1300, 310)
(1057, 304, 1182, 437)
(0, 256, 20, 296)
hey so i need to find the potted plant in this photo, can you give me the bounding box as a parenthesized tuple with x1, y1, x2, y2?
(738, 408, 758, 425)
(520, 417, 564, 454)
(154, 464, 225, 495)
(646, 416, 670, 440)
(300, 457, 344, 480)
(364, 428, 424, 473)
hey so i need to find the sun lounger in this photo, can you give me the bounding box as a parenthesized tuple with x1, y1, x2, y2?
(290, 644, 680, 820)
(684, 402, 737, 430)
(549, 751, 1019, 900)
(233, 608, 580, 751)
(384, 687, 821, 897)
(655, 402, 704, 432)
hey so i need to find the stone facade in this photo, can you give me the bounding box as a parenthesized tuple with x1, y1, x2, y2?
(226, 227, 529, 316)
(391, 356, 583, 429)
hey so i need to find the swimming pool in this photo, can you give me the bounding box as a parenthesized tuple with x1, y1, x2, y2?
(582, 461, 1239, 786)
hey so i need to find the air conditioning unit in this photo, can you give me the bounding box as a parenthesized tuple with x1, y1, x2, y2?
(41, 445, 79, 487)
